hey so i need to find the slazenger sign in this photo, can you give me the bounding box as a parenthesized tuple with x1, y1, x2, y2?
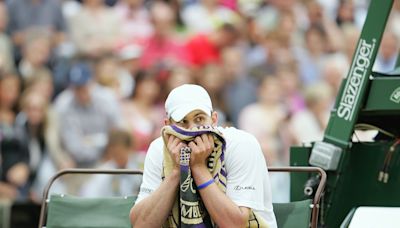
(338, 39, 376, 121)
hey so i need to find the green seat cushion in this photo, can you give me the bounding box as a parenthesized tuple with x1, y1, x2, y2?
(273, 199, 312, 228)
(46, 194, 137, 228)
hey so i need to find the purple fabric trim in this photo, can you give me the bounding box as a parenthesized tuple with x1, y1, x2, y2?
(180, 165, 189, 172)
(171, 125, 211, 137)
(219, 179, 227, 188)
(220, 169, 227, 177)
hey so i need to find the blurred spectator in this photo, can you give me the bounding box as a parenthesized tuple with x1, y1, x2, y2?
(238, 75, 290, 202)
(18, 28, 52, 82)
(276, 62, 305, 115)
(240, 16, 265, 68)
(197, 64, 228, 125)
(115, 44, 143, 99)
(244, 10, 297, 71)
(139, 1, 189, 70)
(289, 82, 333, 145)
(54, 62, 123, 168)
(23, 70, 55, 101)
(68, 0, 121, 58)
(249, 30, 287, 80)
(276, 9, 303, 47)
(161, 65, 195, 102)
(305, 0, 344, 52)
(185, 22, 239, 73)
(121, 70, 164, 153)
(339, 23, 359, 63)
(317, 0, 339, 21)
(0, 2, 15, 73)
(0, 162, 29, 201)
(181, 0, 240, 34)
(222, 47, 257, 126)
(236, 0, 262, 17)
(305, 0, 324, 28)
(6, 0, 66, 62)
(389, 0, 400, 40)
(294, 25, 329, 85)
(61, 0, 82, 21)
(336, 0, 371, 29)
(373, 30, 399, 73)
(23, 72, 74, 167)
(114, 0, 153, 45)
(165, 0, 187, 31)
(253, 0, 308, 36)
(94, 55, 121, 97)
(164, 66, 194, 94)
(16, 90, 48, 188)
(335, 0, 355, 27)
(0, 73, 22, 133)
(321, 53, 349, 96)
(15, 88, 73, 201)
(80, 129, 143, 197)
(238, 75, 287, 164)
(0, 73, 30, 201)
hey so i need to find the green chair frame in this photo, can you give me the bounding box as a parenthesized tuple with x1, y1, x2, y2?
(38, 168, 143, 228)
(269, 166, 327, 228)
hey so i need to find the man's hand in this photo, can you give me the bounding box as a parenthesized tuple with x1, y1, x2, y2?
(7, 163, 29, 187)
(0, 182, 18, 199)
(166, 135, 187, 171)
(188, 134, 214, 169)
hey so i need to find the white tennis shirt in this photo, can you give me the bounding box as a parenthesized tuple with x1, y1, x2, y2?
(136, 126, 277, 228)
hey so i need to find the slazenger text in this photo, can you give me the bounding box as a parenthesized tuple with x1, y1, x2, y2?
(337, 39, 375, 121)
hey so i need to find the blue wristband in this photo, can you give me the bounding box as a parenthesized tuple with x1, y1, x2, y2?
(197, 179, 214, 190)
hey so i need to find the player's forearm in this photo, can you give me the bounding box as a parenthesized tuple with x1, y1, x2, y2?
(191, 166, 249, 228)
(130, 169, 180, 227)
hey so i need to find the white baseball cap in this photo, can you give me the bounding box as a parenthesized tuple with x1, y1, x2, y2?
(165, 84, 213, 122)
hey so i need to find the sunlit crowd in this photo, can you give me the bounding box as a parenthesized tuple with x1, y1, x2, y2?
(0, 0, 399, 204)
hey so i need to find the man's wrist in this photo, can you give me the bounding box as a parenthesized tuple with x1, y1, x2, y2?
(167, 168, 181, 185)
(191, 165, 212, 185)
(170, 168, 180, 178)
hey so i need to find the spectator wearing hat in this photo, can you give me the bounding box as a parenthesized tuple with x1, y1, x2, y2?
(54, 62, 123, 168)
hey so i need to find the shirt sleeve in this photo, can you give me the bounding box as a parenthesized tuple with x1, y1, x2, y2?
(54, 1, 67, 32)
(225, 132, 268, 211)
(60, 112, 104, 163)
(6, 1, 18, 34)
(135, 138, 163, 204)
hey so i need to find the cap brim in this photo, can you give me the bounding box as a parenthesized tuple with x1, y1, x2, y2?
(170, 104, 211, 122)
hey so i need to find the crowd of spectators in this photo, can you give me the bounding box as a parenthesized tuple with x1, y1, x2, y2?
(0, 0, 399, 205)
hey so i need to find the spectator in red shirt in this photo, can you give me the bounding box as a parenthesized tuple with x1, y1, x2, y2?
(185, 23, 240, 72)
(139, 1, 189, 71)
